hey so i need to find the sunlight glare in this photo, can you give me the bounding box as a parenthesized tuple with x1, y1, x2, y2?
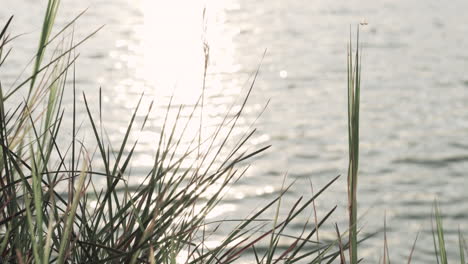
(138, 0, 207, 103)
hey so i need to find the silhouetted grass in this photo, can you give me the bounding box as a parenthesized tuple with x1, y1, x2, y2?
(0, 1, 345, 263)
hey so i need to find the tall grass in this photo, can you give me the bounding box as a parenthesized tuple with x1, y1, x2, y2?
(346, 27, 361, 264)
(344, 27, 468, 264)
(0, 1, 347, 263)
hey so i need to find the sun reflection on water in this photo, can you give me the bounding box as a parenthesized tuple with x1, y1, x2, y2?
(124, 0, 258, 171)
(137, 0, 206, 101)
(99, 0, 273, 259)
(129, 0, 241, 104)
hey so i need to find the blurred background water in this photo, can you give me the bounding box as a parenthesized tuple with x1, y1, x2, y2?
(2, 0, 468, 262)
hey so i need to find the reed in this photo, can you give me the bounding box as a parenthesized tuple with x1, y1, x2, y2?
(344, 28, 468, 264)
(346, 26, 361, 264)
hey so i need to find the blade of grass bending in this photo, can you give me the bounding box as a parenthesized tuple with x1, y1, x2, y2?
(106, 93, 145, 233)
(46, 8, 88, 47)
(5, 25, 103, 101)
(267, 176, 287, 263)
(57, 157, 88, 264)
(433, 200, 447, 264)
(0, 84, 19, 259)
(43, 193, 57, 263)
(23, 183, 41, 264)
(309, 179, 322, 263)
(268, 194, 324, 263)
(335, 224, 347, 264)
(0, 48, 12, 68)
(202, 183, 295, 263)
(407, 232, 419, 264)
(0, 16, 13, 42)
(199, 51, 265, 180)
(321, 234, 374, 264)
(265, 196, 303, 263)
(431, 210, 440, 264)
(273, 239, 299, 264)
(383, 212, 390, 264)
(26, 115, 47, 263)
(0, 226, 10, 254)
(111, 93, 144, 175)
(462, 233, 468, 261)
(82, 92, 110, 174)
(459, 227, 465, 264)
(283, 175, 340, 228)
(286, 206, 338, 264)
(219, 176, 339, 263)
(0, 85, 13, 202)
(29, 0, 60, 97)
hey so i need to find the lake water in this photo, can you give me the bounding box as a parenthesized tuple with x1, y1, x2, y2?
(2, 0, 468, 262)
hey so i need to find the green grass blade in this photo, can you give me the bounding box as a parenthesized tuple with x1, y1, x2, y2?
(347, 25, 361, 264)
(57, 159, 88, 264)
(459, 228, 465, 264)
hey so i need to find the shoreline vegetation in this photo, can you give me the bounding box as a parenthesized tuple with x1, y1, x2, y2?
(0, 1, 465, 263)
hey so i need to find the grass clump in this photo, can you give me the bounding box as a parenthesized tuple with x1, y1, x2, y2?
(0, 1, 346, 263)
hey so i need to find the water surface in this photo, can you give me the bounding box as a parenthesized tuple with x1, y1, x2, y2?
(2, 0, 468, 262)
